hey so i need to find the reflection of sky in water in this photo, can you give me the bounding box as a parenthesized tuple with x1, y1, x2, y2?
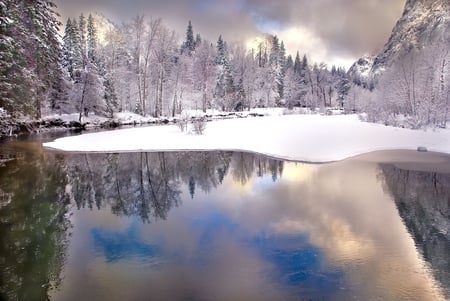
(91, 222, 160, 263)
(89, 207, 344, 299)
(52, 154, 447, 301)
(251, 234, 344, 292)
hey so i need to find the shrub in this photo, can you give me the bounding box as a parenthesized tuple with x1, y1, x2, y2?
(192, 117, 207, 135)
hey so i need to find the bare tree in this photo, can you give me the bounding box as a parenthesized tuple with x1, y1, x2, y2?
(193, 41, 216, 112)
(152, 25, 176, 117)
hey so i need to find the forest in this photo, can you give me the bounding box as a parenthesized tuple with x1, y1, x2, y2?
(0, 0, 449, 129)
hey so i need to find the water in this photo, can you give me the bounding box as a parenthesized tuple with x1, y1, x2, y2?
(0, 136, 449, 301)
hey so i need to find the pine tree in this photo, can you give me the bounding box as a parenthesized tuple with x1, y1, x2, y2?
(286, 55, 293, 70)
(0, 0, 32, 116)
(214, 35, 234, 110)
(63, 18, 73, 75)
(70, 19, 83, 72)
(269, 35, 280, 67)
(78, 13, 87, 66)
(294, 51, 301, 74)
(302, 55, 308, 71)
(277, 41, 286, 100)
(215, 35, 226, 64)
(181, 20, 195, 55)
(87, 14, 97, 63)
(194, 33, 202, 48)
(0, 0, 63, 118)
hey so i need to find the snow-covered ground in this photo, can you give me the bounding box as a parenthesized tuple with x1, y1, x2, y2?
(43, 114, 450, 162)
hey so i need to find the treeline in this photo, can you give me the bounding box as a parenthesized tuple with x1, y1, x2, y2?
(2, 1, 447, 128)
(60, 15, 350, 119)
(0, 2, 350, 121)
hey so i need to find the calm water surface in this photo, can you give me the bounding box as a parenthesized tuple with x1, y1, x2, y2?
(0, 135, 449, 301)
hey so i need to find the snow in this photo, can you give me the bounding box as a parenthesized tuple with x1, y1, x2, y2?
(0, 107, 9, 118)
(42, 111, 157, 126)
(43, 112, 108, 124)
(43, 114, 450, 162)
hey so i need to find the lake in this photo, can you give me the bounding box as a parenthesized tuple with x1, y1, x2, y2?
(0, 135, 449, 301)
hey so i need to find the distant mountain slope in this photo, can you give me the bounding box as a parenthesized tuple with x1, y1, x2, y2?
(372, 0, 450, 73)
(349, 0, 450, 80)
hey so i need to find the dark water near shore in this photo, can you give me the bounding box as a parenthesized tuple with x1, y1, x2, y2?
(0, 136, 449, 301)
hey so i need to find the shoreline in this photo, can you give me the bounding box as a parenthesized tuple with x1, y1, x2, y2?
(42, 114, 450, 164)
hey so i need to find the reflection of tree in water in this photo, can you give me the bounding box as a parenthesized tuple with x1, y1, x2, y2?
(232, 152, 284, 185)
(380, 164, 450, 297)
(65, 151, 284, 221)
(0, 148, 70, 301)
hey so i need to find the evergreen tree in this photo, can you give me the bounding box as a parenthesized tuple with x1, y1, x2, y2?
(87, 14, 97, 63)
(63, 18, 74, 77)
(294, 51, 301, 74)
(78, 13, 87, 66)
(0, 0, 29, 116)
(269, 35, 280, 67)
(194, 33, 202, 48)
(277, 41, 287, 100)
(215, 35, 226, 64)
(181, 20, 195, 55)
(214, 35, 234, 110)
(286, 55, 293, 70)
(0, 0, 63, 118)
(70, 19, 83, 72)
(302, 54, 308, 70)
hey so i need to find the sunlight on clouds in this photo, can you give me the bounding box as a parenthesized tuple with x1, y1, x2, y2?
(245, 36, 267, 53)
(277, 26, 327, 63)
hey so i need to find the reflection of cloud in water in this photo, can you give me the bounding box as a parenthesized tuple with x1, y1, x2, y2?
(238, 160, 445, 301)
(55, 152, 447, 301)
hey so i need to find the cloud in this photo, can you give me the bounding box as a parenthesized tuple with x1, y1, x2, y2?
(54, 0, 406, 67)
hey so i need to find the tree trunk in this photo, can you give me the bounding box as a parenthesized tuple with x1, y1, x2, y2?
(79, 72, 89, 123)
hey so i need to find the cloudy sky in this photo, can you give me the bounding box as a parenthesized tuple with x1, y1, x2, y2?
(54, 0, 406, 69)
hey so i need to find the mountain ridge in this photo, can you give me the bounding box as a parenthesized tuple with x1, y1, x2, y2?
(349, 0, 450, 80)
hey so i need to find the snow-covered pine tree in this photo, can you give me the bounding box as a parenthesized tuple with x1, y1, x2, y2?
(70, 19, 83, 73)
(181, 20, 195, 55)
(194, 33, 201, 48)
(214, 35, 235, 111)
(63, 18, 75, 78)
(293, 51, 301, 75)
(87, 14, 97, 63)
(0, 0, 31, 116)
(78, 13, 87, 67)
(0, 0, 63, 118)
(267, 35, 286, 104)
(277, 41, 287, 102)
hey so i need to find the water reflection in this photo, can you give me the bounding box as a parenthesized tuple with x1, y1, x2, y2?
(381, 164, 450, 296)
(0, 142, 70, 301)
(63, 152, 283, 223)
(0, 142, 449, 300)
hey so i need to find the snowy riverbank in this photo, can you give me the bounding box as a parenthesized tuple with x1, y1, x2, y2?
(43, 114, 450, 163)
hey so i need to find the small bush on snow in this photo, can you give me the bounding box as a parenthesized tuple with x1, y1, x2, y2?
(192, 118, 207, 135)
(177, 111, 189, 132)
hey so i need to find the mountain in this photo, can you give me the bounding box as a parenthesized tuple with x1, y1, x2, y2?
(92, 13, 116, 46)
(347, 55, 374, 88)
(349, 0, 450, 80)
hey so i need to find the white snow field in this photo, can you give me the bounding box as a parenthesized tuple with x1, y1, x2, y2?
(43, 114, 450, 163)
